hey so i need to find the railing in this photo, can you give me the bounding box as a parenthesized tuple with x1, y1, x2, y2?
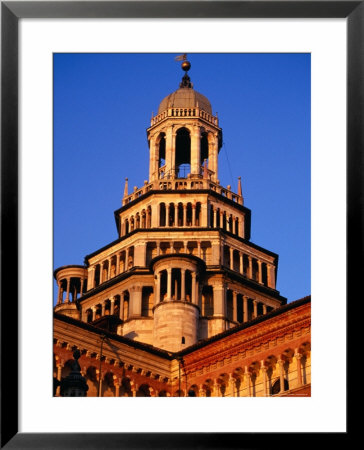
(150, 107, 219, 127)
(123, 169, 243, 205)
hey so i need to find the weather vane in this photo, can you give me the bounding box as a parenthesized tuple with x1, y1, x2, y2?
(175, 53, 191, 73)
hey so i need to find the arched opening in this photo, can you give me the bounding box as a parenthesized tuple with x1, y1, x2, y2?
(123, 291, 129, 320)
(202, 285, 213, 316)
(175, 128, 191, 178)
(271, 378, 289, 395)
(172, 268, 181, 300)
(185, 270, 192, 302)
(94, 265, 100, 287)
(142, 287, 154, 317)
(102, 372, 115, 397)
(200, 132, 209, 166)
(160, 270, 167, 301)
(159, 203, 166, 227)
(226, 290, 234, 321)
(195, 202, 201, 226)
(136, 384, 151, 397)
(158, 133, 166, 173)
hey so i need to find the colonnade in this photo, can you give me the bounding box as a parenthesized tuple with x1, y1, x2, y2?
(56, 274, 87, 304)
(88, 246, 134, 290)
(54, 344, 310, 397)
(223, 245, 276, 289)
(181, 346, 310, 397)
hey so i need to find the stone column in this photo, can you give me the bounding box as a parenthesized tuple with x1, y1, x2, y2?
(167, 268, 172, 300)
(295, 351, 303, 387)
(244, 367, 251, 397)
(165, 128, 174, 176)
(65, 278, 71, 303)
(253, 300, 258, 319)
(155, 272, 161, 304)
(99, 263, 104, 284)
(211, 134, 219, 182)
(220, 210, 224, 229)
(199, 385, 206, 397)
(114, 382, 120, 398)
(248, 256, 253, 279)
(92, 306, 96, 321)
(278, 359, 285, 394)
(229, 247, 234, 270)
(149, 134, 157, 181)
(183, 204, 187, 227)
(227, 215, 231, 232)
(56, 363, 63, 396)
(174, 204, 178, 227)
(257, 260, 263, 284)
(213, 379, 220, 397)
(191, 127, 201, 175)
(261, 362, 268, 397)
(191, 272, 197, 304)
(239, 218, 244, 238)
(119, 292, 125, 320)
(233, 291, 237, 322)
(198, 241, 202, 259)
(263, 304, 267, 315)
(110, 296, 115, 315)
(125, 249, 129, 271)
(80, 278, 84, 297)
(107, 258, 111, 280)
(87, 266, 95, 290)
(229, 374, 235, 397)
(166, 204, 170, 227)
(267, 264, 276, 289)
(243, 295, 248, 322)
(116, 253, 120, 276)
(181, 269, 186, 300)
(213, 209, 217, 228)
(57, 281, 62, 304)
(101, 302, 106, 317)
(239, 253, 243, 274)
(192, 205, 196, 226)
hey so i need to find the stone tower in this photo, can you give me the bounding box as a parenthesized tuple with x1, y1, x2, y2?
(54, 56, 286, 353)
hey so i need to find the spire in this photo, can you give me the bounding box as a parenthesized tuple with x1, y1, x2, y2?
(237, 176, 242, 197)
(123, 178, 128, 197)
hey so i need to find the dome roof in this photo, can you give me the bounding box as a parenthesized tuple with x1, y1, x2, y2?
(158, 88, 212, 115)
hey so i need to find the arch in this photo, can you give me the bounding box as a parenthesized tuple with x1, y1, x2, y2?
(188, 384, 199, 397)
(102, 372, 116, 397)
(120, 377, 133, 397)
(159, 203, 166, 227)
(142, 286, 154, 317)
(202, 285, 213, 316)
(156, 132, 166, 172)
(136, 384, 151, 397)
(175, 127, 191, 177)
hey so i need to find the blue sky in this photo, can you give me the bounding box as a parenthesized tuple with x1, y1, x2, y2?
(54, 53, 310, 304)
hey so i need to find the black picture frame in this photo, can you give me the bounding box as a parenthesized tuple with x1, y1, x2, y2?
(1, 1, 358, 448)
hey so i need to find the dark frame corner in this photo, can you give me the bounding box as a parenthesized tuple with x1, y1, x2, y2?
(1, 1, 359, 448)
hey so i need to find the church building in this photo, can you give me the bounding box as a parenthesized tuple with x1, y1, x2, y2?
(53, 56, 311, 397)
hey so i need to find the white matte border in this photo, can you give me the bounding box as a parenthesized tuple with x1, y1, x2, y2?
(20, 18, 346, 433)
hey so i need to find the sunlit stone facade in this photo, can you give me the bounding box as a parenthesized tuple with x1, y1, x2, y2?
(54, 59, 311, 397)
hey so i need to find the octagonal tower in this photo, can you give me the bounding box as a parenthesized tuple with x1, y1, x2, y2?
(54, 56, 286, 353)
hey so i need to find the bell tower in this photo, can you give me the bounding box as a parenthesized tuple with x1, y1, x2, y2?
(147, 56, 222, 183)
